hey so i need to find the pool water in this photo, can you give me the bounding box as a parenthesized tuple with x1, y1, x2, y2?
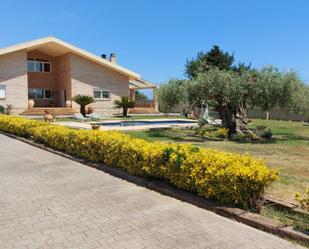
(98, 120, 197, 127)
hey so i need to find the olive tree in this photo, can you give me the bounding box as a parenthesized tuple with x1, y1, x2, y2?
(186, 66, 307, 136)
(158, 79, 186, 113)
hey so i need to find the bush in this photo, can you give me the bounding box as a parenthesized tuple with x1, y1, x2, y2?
(231, 133, 250, 141)
(0, 105, 4, 114)
(0, 115, 278, 209)
(295, 188, 309, 211)
(0, 115, 46, 137)
(214, 128, 229, 139)
(255, 125, 273, 140)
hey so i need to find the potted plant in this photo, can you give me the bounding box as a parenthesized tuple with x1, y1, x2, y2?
(66, 100, 72, 108)
(28, 99, 35, 108)
(90, 122, 100, 130)
(43, 110, 54, 122)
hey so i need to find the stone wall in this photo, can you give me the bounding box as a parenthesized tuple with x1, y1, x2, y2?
(0, 50, 28, 114)
(70, 53, 130, 116)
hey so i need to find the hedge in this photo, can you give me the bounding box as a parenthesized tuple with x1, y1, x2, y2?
(0, 115, 278, 209)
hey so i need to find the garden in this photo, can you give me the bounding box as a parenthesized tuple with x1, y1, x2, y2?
(0, 45, 308, 242)
(151, 45, 309, 236)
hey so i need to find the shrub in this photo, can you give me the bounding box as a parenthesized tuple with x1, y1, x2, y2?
(0, 105, 4, 114)
(0, 115, 46, 138)
(255, 125, 273, 140)
(295, 188, 309, 211)
(214, 128, 229, 139)
(231, 133, 248, 141)
(0, 115, 278, 209)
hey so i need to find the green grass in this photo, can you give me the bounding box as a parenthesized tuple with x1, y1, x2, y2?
(126, 119, 309, 203)
(249, 119, 309, 146)
(262, 205, 309, 235)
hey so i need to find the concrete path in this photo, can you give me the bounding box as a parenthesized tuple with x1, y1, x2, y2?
(0, 134, 303, 249)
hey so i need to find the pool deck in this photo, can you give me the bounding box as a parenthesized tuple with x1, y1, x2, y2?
(55, 119, 199, 131)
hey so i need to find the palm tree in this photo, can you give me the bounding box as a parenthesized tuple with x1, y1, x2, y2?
(114, 96, 135, 117)
(72, 95, 95, 117)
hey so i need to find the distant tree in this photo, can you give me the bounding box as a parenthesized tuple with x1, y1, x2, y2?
(232, 62, 252, 74)
(135, 90, 148, 101)
(72, 95, 95, 117)
(185, 45, 234, 78)
(158, 79, 186, 113)
(114, 96, 135, 117)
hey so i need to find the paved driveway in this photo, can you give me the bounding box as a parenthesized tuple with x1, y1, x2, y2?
(0, 134, 303, 249)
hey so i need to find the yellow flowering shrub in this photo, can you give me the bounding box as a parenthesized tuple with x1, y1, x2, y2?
(214, 128, 229, 139)
(0, 115, 278, 209)
(0, 115, 46, 137)
(295, 188, 309, 211)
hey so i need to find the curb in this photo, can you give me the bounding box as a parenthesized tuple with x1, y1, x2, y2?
(1, 131, 308, 245)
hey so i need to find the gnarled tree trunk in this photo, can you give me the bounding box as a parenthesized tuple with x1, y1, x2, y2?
(235, 97, 248, 134)
(217, 97, 248, 137)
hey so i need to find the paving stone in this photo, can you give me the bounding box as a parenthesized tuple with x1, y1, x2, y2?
(0, 134, 304, 249)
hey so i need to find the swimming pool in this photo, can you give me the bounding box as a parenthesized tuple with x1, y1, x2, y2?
(98, 119, 197, 127)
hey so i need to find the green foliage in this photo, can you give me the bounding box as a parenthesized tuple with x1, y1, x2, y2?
(186, 67, 243, 108)
(162, 65, 308, 135)
(72, 95, 95, 117)
(114, 96, 135, 117)
(158, 79, 186, 113)
(254, 125, 273, 140)
(250, 66, 307, 111)
(0, 105, 4, 114)
(231, 133, 250, 141)
(0, 115, 278, 209)
(185, 45, 235, 78)
(135, 90, 148, 101)
(214, 128, 229, 139)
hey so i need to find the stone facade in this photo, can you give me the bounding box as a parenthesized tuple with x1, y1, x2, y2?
(70, 53, 130, 116)
(27, 50, 56, 107)
(0, 50, 28, 114)
(0, 50, 130, 115)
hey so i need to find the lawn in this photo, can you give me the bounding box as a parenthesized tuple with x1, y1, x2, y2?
(127, 119, 309, 203)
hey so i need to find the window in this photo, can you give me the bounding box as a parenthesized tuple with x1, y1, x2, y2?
(0, 85, 6, 99)
(44, 89, 52, 99)
(93, 89, 110, 100)
(27, 58, 51, 73)
(28, 88, 52, 99)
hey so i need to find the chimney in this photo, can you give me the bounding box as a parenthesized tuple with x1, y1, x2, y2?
(109, 53, 117, 64)
(101, 54, 107, 59)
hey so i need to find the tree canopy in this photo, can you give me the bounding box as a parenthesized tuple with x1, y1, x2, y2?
(185, 45, 234, 78)
(185, 66, 308, 134)
(135, 90, 148, 101)
(157, 79, 186, 113)
(159, 45, 309, 136)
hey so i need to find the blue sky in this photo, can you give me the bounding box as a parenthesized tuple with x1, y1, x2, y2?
(1, 0, 309, 89)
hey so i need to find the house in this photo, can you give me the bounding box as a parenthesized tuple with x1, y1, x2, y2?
(0, 36, 157, 116)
